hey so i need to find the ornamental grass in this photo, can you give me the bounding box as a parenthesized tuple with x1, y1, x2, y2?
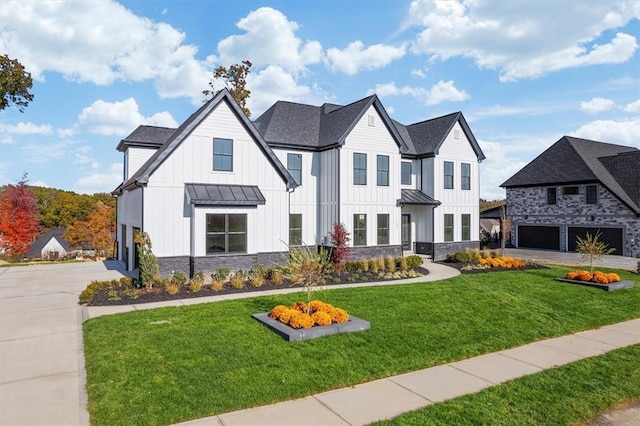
(566, 270, 620, 284)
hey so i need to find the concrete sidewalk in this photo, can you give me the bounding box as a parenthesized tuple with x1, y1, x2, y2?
(176, 318, 640, 426)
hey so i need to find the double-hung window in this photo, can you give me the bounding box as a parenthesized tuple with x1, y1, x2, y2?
(461, 163, 471, 190)
(444, 161, 454, 189)
(206, 214, 246, 254)
(377, 155, 389, 186)
(547, 187, 557, 205)
(354, 153, 367, 185)
(377, 214, 389, 245)
(461, 214, 471, 241)
(586, 185, 597, 204)
(289, 214, 302, 245)
(213, 138, 233, 171)
(444, 214, 454, 242)
(401, 162, 412, 185)
(287, 153, 302, 185)
(354, 214, 367, 246)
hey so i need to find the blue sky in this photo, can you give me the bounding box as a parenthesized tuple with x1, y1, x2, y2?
(1, 0, 638, 200)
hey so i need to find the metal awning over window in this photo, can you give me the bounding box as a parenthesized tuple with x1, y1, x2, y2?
(185, 184, 266, 206)
(397, 189, 441, 206)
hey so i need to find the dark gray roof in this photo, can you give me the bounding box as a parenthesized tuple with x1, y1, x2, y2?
(501, 136, 640, 214)
(185, 184, 265, 206)
(398, 189, 441, 206)
(116, 125, 176, 152)
(27, 228, 72, 258)
(113, 89, 297, 195)
(254, 97, 483, 160)
(480, 205, 505, 219)
(254, 95, 408, 152)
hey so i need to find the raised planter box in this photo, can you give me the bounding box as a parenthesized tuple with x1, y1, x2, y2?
(554, 278, 634, 292)
(252, 312, 370, 341)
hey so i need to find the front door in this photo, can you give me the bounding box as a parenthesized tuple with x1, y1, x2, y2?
(402, 214, 411, 251)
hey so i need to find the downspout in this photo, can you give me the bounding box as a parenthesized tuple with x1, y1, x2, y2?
(112, 193, 118, 261)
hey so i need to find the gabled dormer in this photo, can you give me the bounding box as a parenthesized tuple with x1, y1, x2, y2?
(117, 125, 175, 180)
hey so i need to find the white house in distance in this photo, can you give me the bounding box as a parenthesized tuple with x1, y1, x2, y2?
(113, 89, 485, 276)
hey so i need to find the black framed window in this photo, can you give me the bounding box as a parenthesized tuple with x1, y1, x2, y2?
(547, 187, 557, 205)
(206, 214, 246, 254)
(213, 138, 233, 171)
(377, 155, 389, 186)
(401, 161, 411, 185)
(354, 214, 367, 246)
(444, 214, 454, 241)
(461, 163, 471, 190)
(377, 214, 389, 245)
(289, 214, 302, 246)
(354, 153, 367, 185)
(444, 161, 454, 189)
(461, 214, 471, 241)
(287, 153, 302, 185)
(586, 185, 597, 204)
(563, 186, 579, 195)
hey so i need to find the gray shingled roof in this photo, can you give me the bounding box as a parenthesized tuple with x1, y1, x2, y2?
(185, 184, 266, 206)
(398, 189, 441, 206)
(27, 228, 72, 258)
(501, 136, 640, 214)
(116, 125, 176, 152)
(113, 89, 297, 194)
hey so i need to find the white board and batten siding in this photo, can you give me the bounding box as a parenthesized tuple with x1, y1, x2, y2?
(144, 101, 291, 257)
(340, 106, 402, 247)
(125, 147, 157, 180)
(273, 149, 318, 246)
(432, 122, 480, 243)
(40, 237, 68, 259)
(318, 148, 339, 243)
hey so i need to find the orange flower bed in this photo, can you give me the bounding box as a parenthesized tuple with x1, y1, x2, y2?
(478, 257, 526, 269)
(268, 300, 349, 329)
(565, 270, 620, 284)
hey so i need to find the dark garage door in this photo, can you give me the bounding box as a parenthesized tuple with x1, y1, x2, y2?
(568, 227, 623, 256)
(518, 226, 560, 250)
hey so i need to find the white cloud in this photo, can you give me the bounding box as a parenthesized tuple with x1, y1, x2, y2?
(0, 122, 53, 135)
(368, 80, 469, 105)
(408, 0, 640, 81)
(623, 99, 640, 113)
(411, 68, 427, 78)
(248, 65, 330, 116)
(77, 98, 178, 136)
(217, 7, 322, 74)
(573, 118, 640, 148)
(30, 180, 49, 188)
(326, 41, 407, 75)
(74, 163, 123, 194)
(21, 140, 75, 164)
(580, 97, 616, 114)
(0, 0, 212, 103)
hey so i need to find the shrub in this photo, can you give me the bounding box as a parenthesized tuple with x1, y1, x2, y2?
(386, 256, 396, 273)
(329, 222, 351, 272)
(406, 255, 422, 270)
(79, 280, 117, 304)
(212, 268, 230, 282)
(135, 232, 159, 289)
(165, 281, 179, 295)
(377, 257, 386, 272)
(399, 257, 408, 271)
(637, 260, 640, 274)
(360, 259, 369, 272)
(107, 289, 121, 301)
(119, 277, 133, 286)
(172, 271, 187, 286)
(251, 264, 267, 278)
(345, 261, 360, 273)
(311, 311, 332, 326)
(370, 258, 379, 273)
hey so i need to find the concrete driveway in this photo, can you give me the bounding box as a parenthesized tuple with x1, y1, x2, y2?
(0, 261, 127, 426)
(505, 248, 639, 271)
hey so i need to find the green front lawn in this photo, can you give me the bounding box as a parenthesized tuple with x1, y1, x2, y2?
(83, 266, 640, 426)
(376, 344, 640, 426)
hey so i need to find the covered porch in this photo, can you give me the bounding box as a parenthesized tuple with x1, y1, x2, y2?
(397, 189, 441, 257)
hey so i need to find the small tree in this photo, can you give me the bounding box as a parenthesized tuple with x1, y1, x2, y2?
(203, 60, 252, 117)
(0, 54, 34, 112)
(575, 231, 615, 274)
(0, 175, 40, 257)
(284, 244, 331, 314)
(135, 232, 159, 289)
(329, 222, 351, 274)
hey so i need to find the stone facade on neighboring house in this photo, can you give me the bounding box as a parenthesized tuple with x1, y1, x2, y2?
(502, 136, 640, 257)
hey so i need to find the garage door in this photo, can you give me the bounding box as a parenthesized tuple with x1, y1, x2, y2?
(517, 226, 560, 250)
(568, 227, 623, 256)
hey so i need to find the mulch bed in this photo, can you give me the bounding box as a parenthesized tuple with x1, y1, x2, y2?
(440, 262, 549, 274)
(87, 267, 430, 307)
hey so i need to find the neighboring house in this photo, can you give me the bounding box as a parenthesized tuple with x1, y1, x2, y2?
(113, 89, 485, 276)
(501, 136, 640, 257)
(26, 228, 72, 260)
(480, 205, 504, 244)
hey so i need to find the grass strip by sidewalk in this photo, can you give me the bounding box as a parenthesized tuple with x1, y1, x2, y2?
(83, 266, 640, 426)
(375, 344, 640, 426)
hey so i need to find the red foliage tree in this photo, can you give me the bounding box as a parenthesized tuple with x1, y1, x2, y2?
(0, 177, 40, 256)
(329, 222, 351, 273)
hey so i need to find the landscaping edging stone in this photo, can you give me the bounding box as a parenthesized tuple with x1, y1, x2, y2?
(554, 278, 634, 291)
(252, 312, 370, 341)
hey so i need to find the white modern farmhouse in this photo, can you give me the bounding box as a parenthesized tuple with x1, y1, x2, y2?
(113, 89, 485, 276)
